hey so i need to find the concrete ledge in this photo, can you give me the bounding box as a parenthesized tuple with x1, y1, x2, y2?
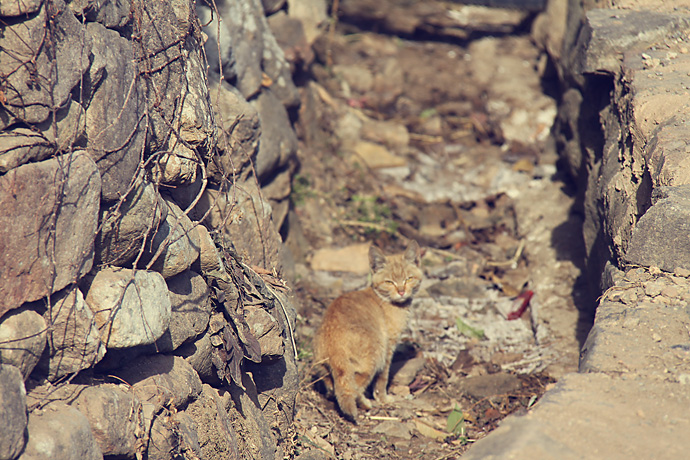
(462, 372, 690, 459)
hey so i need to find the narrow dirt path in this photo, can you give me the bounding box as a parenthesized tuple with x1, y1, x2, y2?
(285, 4, 590, 458)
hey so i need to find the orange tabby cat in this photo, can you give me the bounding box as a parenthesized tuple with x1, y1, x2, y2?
(313, 241, 423, 422)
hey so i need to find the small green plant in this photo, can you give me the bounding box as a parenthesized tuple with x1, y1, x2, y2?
(419, 108, 438, 119)
(297, 348, 312, 361)
(447, 405, 468, 444)
(347, 194, 398, 235)
(291, 174, 313, 206)
(456, 318, 484, 340)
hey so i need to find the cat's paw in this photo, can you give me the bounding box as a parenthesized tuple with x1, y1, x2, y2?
(374, 392, 393, 405)
(358, 396, 374, 410)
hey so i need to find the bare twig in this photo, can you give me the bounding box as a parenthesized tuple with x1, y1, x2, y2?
(326, 0, 340, 68)
(338, 219, 393, 234)
(486, 239, 525, 268)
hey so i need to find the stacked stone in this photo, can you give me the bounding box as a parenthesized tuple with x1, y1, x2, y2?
(0, 0, 323, 458)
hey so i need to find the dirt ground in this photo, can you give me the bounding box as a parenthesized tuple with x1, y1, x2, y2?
(283, 3, 593, 458)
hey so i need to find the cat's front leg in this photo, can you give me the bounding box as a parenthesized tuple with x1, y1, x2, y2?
(373, 353, 394, 405)
(373, 375, 393, 404)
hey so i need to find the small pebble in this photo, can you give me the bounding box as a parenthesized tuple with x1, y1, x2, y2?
(644, 282, 663, 297)
(678, 374, 690, 385)
(652, 295, 670, 305)
(625, 268, 651, 283)
(661, 285, 680, 298)
(674, 267, 690, 277)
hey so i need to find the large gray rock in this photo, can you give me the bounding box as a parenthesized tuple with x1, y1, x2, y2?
(0, 151, 101, 318)
(148, 411, 201, 460)
(207, 80, 261, 182)
(71, 384, 143, 458)
(267, 12, 315, 75)
(151, 142, 199, 186)
(0, 128, 54, 174)
(0, 0, 42, 16)
(68, 0, 132, 28)
(134, 0, 215, 155)
(156, 270, 211, 352)
(0, 307, 47, 380)
(84, 268, 172, 349)
(186, 384, 240, 460)
(114, 354, 203, 456)
(226, 372, 281, 460)
(0, 2, 90, 128)
(0, 365, 27, 460)
(644, 119, 690, 188)
(261, 167, 292, 230)
(19, 402, 103, 460)
(259, 11, 301, 108)
(84, 22, 145, 201)
(146, 197, 201, 278)
(244, 305, 284, 361)
(96, 178, 168, 267)
(0, 99, 84, 169)
(35, 98, 87, 154)
(556, 7, 690, 289)
(252, 88, 298, 180)
(177, 332, 218, 385)
(41, 287, 106, 381)
(198, 0, 298, 107)
(175, 37, 216, 150)
(580, 270, 690, 379)
(287, 0, 328, 45)
(195, 183, 282, 269)
(114, 355, 202, 411)
(195, 224, 224, 273)
(624, 186, 690, 271)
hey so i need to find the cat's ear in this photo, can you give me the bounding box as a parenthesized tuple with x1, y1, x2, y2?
(369, 245, 387, 272)
(404, 240, 421, 266)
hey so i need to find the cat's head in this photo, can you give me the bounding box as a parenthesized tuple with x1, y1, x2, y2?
(370, 241, 423, 304)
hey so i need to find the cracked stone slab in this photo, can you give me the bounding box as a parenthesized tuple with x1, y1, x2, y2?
(0, 151, 101, 317)
(575, 9, 690, 75)
(581, 266, 690, 380)
(624, 185, 690, 272)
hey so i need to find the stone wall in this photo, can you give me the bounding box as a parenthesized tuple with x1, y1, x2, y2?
(542, 0, 690, 294)
(0, 0, 324, 458)
(459, 1, 690, 458)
